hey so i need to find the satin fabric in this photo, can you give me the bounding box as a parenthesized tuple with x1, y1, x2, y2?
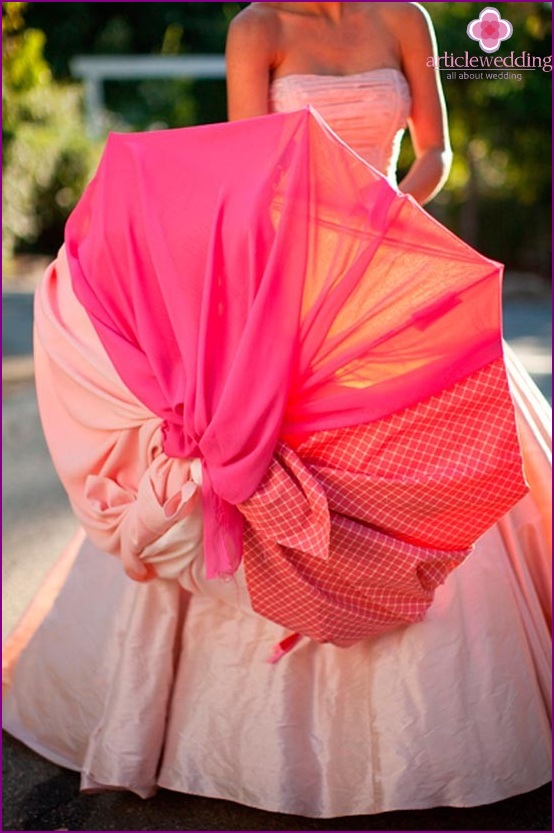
(3, 69, 551, 817)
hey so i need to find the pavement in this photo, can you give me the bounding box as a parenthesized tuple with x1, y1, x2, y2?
(2, 263, 552, 832)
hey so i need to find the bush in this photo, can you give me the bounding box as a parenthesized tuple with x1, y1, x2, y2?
(3, 83, 102, 262)
(2, 4, 101, 267)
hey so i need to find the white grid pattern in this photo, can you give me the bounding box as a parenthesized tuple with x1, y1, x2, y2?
(239, 359, 528, 645)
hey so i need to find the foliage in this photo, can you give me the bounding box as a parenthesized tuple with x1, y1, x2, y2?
(6, 2, 552, 276)
(2, 3, 51, 148)
(24, 3, 240, 73)
(24, 2, 239, 129)
(419, 2, 552, 272)
(2, 3, 101, 265)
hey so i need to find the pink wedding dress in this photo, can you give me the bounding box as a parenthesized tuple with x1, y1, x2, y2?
(3, 68, 551, 818)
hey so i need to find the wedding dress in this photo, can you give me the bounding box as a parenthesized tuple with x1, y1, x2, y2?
(3, 68, 551, 818)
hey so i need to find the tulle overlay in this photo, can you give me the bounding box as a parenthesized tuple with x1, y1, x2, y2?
(3, 76, 551, 817)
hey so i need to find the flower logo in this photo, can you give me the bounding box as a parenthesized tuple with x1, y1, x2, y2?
(467, 7, 513, 53)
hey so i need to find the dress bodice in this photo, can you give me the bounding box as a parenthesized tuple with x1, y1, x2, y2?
(270, 68, 411, 185)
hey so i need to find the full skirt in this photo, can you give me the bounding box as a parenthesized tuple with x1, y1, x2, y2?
(2, 347, 552, 819)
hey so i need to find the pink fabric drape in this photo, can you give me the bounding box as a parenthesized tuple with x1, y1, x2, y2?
(31, 249, 528, 645)
(65, 107, 525, 594)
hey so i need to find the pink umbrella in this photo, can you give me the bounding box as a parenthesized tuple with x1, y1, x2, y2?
(65, 107, 526, 645)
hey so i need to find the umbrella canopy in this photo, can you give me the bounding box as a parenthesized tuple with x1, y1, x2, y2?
(65, 107, 527, 643)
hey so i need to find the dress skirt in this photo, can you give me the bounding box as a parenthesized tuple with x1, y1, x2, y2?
(3, 338, 551, 816)
(2, 112, 552, 815)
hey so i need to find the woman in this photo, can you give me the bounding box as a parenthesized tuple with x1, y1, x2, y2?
(3, 1, 551, 819)
(227, 1, 452, 204)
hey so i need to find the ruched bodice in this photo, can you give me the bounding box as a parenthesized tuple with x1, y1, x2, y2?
(270, 68, 411, 185)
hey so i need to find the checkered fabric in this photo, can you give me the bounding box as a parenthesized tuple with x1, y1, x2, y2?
(239, 358, 528, 645)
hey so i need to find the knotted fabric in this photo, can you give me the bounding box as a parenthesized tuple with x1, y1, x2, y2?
(65, 107, 527, 639)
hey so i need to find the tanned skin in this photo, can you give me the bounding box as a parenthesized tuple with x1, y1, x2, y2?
(226, 2, 452, 204)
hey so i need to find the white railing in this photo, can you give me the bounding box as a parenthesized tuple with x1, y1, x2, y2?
(70, 55, 226, 136)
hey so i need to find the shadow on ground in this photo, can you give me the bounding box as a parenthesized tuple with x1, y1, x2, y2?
(2, 734, 551, 832)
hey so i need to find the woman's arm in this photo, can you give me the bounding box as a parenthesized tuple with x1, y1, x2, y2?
(226, 5, 278, 120)
(391, 3, 452, 204)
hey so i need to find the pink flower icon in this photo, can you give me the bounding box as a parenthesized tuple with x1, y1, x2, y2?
(467, 7, 513, 53)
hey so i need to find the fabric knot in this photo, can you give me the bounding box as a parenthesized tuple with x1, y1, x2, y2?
(161, 420, 195, 458)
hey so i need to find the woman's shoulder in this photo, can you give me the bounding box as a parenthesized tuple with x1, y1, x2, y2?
(227, 3, 283, 42)
(371, 2, 436, 58)
(375, 3, 434, 36)
(225, 3, 284, 64)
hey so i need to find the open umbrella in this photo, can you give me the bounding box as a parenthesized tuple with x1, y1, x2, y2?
(65, 106, 527, 644)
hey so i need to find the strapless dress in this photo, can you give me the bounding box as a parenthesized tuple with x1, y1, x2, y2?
(2, 70, 551, 818)
(270, 68, 411, 185)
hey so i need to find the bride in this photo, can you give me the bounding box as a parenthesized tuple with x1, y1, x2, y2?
(227, 1, 451, 204)
(3, 1, 551, 819)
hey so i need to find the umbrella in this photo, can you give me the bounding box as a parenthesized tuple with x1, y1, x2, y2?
(65, 106, 527, 644)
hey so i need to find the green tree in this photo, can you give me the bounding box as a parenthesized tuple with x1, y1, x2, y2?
(24, 3, 241, 128)
(420, 3, 551, 275)
(7, 2, 552, 277)
(2, 2, 101, 266)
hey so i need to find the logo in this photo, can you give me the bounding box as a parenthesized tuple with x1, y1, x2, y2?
(427, 5, 551, 80)
(467, 7, 513, 53)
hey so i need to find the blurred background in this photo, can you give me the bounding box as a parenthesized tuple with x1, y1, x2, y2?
(2, 1, 552, 279)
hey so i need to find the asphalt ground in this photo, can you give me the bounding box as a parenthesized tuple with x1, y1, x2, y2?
(2, 271, 552, 832)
